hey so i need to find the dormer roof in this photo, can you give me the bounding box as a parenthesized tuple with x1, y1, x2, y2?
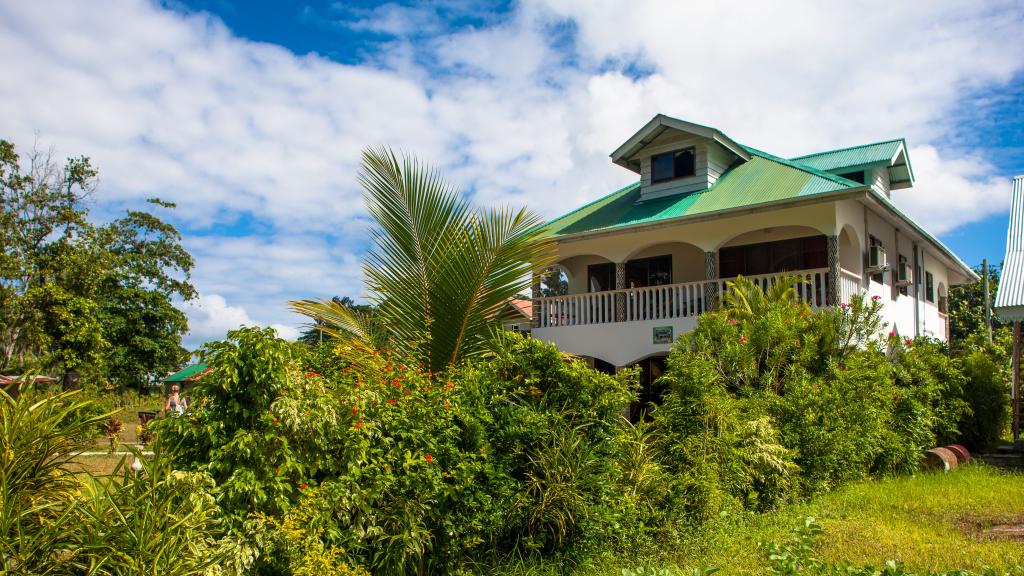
(610, 114, 750, 173)
(791, 138, 914, 189)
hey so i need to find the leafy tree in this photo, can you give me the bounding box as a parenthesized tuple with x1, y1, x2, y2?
(0, 139, 195, 389)
(949, 263, 1007, 346)
(292, 147, 552, 372)
(95, 200, 195, 390)
(0, 140, 95, 371)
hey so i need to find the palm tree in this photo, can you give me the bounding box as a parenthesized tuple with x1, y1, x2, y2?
(722, 274, 804, 321)
(291, 146, 553, 371)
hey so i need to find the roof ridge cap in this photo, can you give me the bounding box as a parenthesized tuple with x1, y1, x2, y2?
(790, 138, 906, 161)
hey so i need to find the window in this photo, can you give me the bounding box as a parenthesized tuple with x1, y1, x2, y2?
(838, 170, 866, 184)
(651, 147, 696, 183)
(925, 272, 934, 302)
(719, 235, 827, 278)
(625, 255, 672, 288)
(587, 262, 615, 292)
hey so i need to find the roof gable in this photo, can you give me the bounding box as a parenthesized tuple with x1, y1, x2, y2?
(610, 114, 750, 173)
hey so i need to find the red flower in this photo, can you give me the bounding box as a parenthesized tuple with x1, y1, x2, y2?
(425, 453, 433, 464)
(351, 406, 358, 415)
(904, 338, 913, 346)
(393, 381, 402, 389)
(738, 336, 748, 344)
(840, 302, 849, 309)
(299, 483, 308, 489)
(353, 423, 361, 429)
(872, 295, 881, 301)
(272, 417, 279, 424)
(306, 371, 318, 378)
(727, 318, 739, 325)
(889, 331, 896, 338)
(387, 399, 397, 405)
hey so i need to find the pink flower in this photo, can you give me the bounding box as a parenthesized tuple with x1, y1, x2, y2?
(888, 331, 896, 338)
(727, 318, 739, 325)
(872, 295, 881, 301)
(904, 338, 913, 346)
(738, 336, 748, 344)
(840, 303, 849, 309)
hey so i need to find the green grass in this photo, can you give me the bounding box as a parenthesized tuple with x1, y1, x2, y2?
(491, 464, 1024, 575)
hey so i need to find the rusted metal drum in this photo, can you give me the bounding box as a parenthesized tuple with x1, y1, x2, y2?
(945, 444, 971, 464)
(924, 447, 958, 471)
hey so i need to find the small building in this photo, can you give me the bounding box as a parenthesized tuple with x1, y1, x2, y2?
(161, 364, 210, 389)
(530, 114, 976, 385)
(993, 175, 1024, 442)
(493, 297, 533, 335)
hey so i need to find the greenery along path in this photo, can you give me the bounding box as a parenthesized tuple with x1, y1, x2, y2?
(495, 465, 1024, 575)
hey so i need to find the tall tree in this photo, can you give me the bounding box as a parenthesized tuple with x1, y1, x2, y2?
(0, 140, 95, 371)
(0, 139, 196, 389)
(292, 146, 552, 371)
(949, 263, 1008, 346)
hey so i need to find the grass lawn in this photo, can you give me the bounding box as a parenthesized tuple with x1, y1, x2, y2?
(495, 464, 1024, 575)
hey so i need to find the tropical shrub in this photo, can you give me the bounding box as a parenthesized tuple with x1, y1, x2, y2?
(155, 326, 298, 525)
(0, 385, 107, 574)
(957, 338, 1012, 450)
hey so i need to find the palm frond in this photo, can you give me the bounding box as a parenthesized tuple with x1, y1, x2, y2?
(289, 298, 389, 352)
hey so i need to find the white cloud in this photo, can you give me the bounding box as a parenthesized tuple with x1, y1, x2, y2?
(0, 0, 1021, 338)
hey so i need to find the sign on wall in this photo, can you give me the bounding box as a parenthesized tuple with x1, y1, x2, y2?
(653, 326, 673, 344)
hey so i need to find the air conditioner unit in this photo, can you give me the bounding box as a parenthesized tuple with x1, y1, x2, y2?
(895, 260, 913, 287)
(867, 244, 888, 272)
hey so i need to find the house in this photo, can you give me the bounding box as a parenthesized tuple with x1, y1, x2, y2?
(530, 114, 976, 398)
(492, 297, 533, 335)
(993, 175, 1024, 443)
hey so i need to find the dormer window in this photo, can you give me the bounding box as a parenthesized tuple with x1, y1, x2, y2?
(651, 147, 696, 183)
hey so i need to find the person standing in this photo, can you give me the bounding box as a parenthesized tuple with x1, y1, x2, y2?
(164, 384, 188, 416)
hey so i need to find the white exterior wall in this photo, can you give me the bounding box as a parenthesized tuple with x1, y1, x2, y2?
(834, 199, 950, 340)
(535, 316, 699, 367)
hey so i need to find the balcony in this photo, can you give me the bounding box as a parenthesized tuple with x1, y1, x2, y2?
(534, 268, 863, 329)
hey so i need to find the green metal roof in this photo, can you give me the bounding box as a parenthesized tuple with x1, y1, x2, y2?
(790, 139, 905, 172)
(541, 150, 860, 238)
(162, 363, 209, 383)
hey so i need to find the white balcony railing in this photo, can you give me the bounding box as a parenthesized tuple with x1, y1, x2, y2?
(536, 268, 863, 329)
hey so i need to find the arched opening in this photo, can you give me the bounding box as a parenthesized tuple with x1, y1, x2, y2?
(839, 225, 862, 276)
(623, 241, 706, 286)
(557, 254, 615, 294)
(537, 266, 569, 297)
(718, 225, 830, 278)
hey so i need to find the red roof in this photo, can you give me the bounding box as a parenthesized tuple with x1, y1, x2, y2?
(0, 375, 59, 386)
(509, 298, 532, 319)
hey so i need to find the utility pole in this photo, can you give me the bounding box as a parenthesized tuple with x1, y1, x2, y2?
(983, 258, 992, 342)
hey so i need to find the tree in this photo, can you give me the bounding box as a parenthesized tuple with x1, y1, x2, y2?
(95, 200, 196, 390)
(0, 140, 95, 371)
(949, 263, 1007, 346)
(0, 139, 195, 389)
(291, 146, 552, 372)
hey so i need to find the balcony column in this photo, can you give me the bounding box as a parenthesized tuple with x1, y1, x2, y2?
(827, 234, 839, 306)
(615, 261, 626, 322)
(704, 251, 718, 310)
(530, 274, 541, 329)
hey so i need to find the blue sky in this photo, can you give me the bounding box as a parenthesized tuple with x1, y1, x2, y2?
(1, 0, 1022, 347)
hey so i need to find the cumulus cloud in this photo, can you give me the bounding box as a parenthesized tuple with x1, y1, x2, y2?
(181, 293, 300, 346)
(0, 0, 1021, 342)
